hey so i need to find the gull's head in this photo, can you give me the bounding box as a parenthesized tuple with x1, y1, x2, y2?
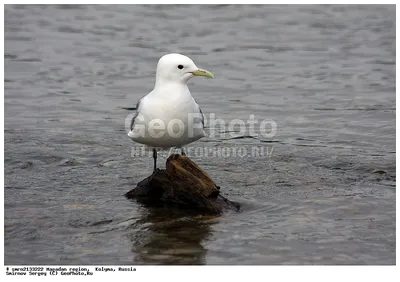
(155, 53, 214, 85)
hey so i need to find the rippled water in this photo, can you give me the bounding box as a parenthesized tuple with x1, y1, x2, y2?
(4, 5, 395, 264)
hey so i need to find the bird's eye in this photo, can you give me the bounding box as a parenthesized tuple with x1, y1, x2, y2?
(177, 65, 184, 69)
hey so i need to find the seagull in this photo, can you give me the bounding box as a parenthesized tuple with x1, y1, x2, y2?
(128, 53, 214, 172)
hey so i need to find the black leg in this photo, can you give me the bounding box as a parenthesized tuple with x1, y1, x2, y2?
(152, 148, 157, 172)
(181, 148, 186, 156)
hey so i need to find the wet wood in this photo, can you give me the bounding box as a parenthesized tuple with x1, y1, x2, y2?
(125, 154, 240, 215)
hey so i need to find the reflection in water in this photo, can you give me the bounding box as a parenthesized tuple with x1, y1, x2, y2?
(127, 205, 213, 265)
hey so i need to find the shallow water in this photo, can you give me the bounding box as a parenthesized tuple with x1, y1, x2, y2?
(4, 4, 395, 265)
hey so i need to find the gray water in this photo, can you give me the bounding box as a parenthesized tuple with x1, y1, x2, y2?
(4, 4, 395, 265)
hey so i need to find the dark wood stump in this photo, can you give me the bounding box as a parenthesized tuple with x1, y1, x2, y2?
(125, 154, 240, 215)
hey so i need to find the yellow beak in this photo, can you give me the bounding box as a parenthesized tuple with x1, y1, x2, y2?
(191, 68, 214, 79)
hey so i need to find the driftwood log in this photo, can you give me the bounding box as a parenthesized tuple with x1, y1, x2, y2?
(125, 154, 240, 215)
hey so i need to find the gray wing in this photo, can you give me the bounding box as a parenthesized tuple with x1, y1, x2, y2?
(193, 98, 205, 127)
(130, 98, 142, 131)
(199, 107, 205, 127)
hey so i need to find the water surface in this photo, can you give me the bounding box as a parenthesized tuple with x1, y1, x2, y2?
(4, 4, 395, 264)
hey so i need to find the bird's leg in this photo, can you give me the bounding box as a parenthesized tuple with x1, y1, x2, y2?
(181, 147, 186, 156)
(152, 148, 157, 172)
